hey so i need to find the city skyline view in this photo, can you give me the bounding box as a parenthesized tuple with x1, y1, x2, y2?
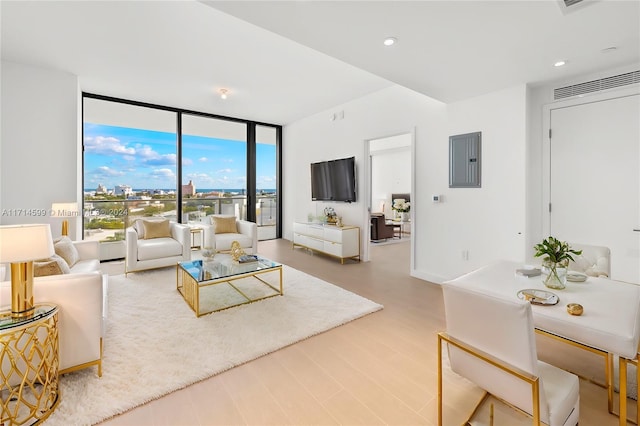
(83, 123, 276, 192)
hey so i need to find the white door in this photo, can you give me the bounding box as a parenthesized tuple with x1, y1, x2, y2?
(549, 94, 640, 283)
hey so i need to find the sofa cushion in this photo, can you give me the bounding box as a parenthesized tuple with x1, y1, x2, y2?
(211, 215, 237, 234)
(137, 237, 183, 261)
(54, 236, 80, 267)
(214, 233, 253, 251)
(143, 219, 171, 239)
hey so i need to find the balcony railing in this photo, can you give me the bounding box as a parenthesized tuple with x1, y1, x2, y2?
(83, 194, 277, 243)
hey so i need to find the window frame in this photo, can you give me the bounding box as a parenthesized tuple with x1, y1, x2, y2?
(82, 92, 282, 240)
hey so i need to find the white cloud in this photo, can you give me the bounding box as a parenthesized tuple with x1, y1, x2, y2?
(199, 157, 208, 162)
(136, 145, 176, 166)
(151, 168, 175, 179)
(186, 173, 214, 184)
(182, 158, 193, 166)
(216, 168, 233, 174)
(96, 166, 125, 177)
(85, 136, 135, 156)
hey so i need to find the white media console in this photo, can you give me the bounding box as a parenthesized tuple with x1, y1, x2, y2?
(292, 222, 360, 264)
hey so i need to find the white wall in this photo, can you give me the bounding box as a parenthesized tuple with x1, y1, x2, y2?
(284, 84, 529, 282)
(526, 63, 640, 262)
(1, 61, 81, 240)
(436, 85, 528, 279)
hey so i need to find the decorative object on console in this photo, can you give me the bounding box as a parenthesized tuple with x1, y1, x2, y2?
(51, 202, 79, 237)
(0, 224, 55, 318)
(324, 207, 337, 224)
(534, 236, 582, 290)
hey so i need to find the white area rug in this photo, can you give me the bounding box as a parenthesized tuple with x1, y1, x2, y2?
(44, 265, 383, 425)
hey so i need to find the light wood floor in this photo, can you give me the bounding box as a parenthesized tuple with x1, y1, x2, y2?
(97, 238, 631, 425)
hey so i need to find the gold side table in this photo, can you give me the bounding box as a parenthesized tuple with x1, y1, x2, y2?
(190, 227, 204, 250)
(1, 304, 60, 425)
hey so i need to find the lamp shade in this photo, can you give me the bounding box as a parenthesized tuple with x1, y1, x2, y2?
(0, 224, 55, 263)
(50, 202, 79, 217)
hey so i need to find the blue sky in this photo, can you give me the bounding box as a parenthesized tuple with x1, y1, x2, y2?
(83, 123, 276, 191)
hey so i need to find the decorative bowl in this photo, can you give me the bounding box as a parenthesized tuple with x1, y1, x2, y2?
(566, 303, 583, 316)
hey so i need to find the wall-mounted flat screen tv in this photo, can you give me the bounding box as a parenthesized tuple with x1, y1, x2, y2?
(310, 156, 357, 202)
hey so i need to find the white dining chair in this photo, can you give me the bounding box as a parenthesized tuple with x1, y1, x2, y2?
(568, 243, 611, 277)
(438, 284, 580, 426)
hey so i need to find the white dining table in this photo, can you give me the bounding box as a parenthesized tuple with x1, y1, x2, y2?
(444, 260, 640, 425)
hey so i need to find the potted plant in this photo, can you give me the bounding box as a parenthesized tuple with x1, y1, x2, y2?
(534, 236, 582, 289)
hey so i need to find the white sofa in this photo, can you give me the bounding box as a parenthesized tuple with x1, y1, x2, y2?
(1, 239, 107, 377)
(201, 216, 258, 254)
(125, 220, 191, 273)
(64, 239, 102, 273)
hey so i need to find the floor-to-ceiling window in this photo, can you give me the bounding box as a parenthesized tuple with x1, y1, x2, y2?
(255, 125, 278, 240)
(83, 97, 178, 245)
(82, 94, 281, 258)
(181, 114, 248, 222)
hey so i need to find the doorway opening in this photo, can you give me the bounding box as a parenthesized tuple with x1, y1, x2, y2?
(363, 132, 413, 264)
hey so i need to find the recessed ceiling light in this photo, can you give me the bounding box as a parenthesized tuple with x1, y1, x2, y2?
(383, 37, 397, 47)
(554, 60, 567, 67)
(219, 88, 228, 100)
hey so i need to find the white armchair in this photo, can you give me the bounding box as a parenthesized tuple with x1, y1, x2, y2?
(203, 215, 258, 254)
(125, 219, 191, 274)
(439, 284, 579, 426)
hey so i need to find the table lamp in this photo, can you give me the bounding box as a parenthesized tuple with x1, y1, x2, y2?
(51, 202, 79, 236)
(0, 224, 55, 317)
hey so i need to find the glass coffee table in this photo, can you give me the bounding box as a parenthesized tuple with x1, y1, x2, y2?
(177, 254, 283, 317)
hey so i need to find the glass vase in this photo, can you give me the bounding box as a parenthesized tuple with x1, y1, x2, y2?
(541, 260, 568, 290)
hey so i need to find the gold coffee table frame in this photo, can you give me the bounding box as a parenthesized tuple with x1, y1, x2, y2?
(177, 256, 283, 317)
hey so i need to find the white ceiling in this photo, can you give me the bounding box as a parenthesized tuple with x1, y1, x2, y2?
(2, 1, 639, 125)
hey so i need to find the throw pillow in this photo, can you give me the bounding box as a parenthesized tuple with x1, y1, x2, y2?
(143, 219, 171, 239)
(133, 219, 146, 239)
(34, 259, 63, 277)
(54, 236, 80, 268)
(211, 215, 237, 234)
(49, 254, 71, 274)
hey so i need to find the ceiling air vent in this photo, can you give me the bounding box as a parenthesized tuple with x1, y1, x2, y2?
(554, 70, 640, 100)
